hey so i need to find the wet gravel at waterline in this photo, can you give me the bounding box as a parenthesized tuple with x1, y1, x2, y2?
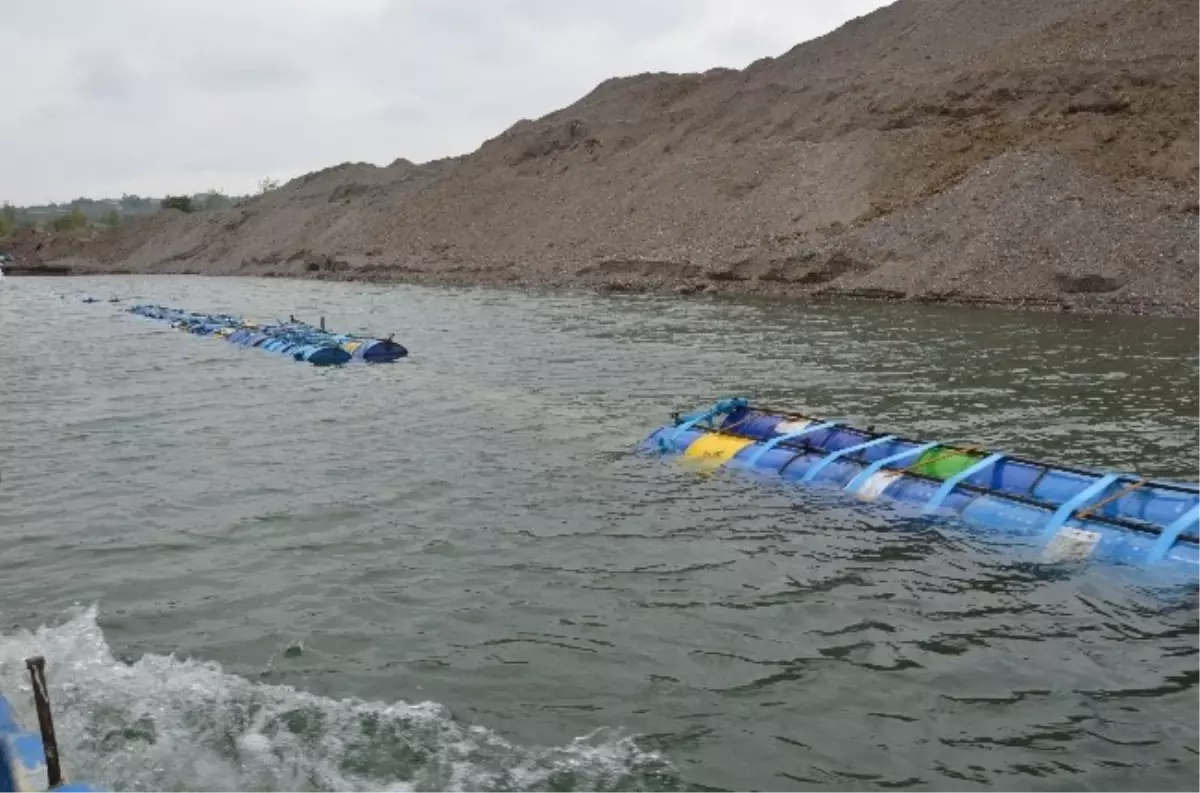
(1, 276, 1197, 791)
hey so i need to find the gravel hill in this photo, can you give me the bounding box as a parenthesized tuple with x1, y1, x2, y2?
(12, 0, 1198, 315)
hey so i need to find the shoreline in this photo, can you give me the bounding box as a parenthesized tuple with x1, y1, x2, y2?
(11, 259, 1197, 320)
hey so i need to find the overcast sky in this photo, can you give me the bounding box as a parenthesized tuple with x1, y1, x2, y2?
(1, 0, 888, 205)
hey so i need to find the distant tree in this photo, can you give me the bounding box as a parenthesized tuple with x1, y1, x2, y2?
(121, 193, 157, 214)
(161, 195, 194, 213)
(103, 209, 121, 228)
(196, 188, 233, 211)
(258, 177, 280, 194)
(51, 208, 87, 231)
(0, 203, 15, 236)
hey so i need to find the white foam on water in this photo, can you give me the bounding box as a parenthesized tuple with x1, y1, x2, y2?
(0, 606, 674, 792)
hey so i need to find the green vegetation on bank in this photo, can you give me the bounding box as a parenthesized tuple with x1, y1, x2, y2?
(0, 180, 280, 237)
(0, 203, 16, 237)
(50, 208, 87, 232)
(0, 193, 235, 236)
(161, 195, 196, 213)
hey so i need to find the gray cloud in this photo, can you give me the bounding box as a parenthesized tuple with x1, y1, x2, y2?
(187, 54, 312, 93)
(74, 50, 142, 102)
(0, 0, 887, 204)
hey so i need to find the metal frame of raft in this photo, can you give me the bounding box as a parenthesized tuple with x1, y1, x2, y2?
(641, 398, 1200, 575)
(127, 304, 408, 366)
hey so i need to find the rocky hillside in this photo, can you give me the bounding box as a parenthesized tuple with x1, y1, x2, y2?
(13, 0, 1199, 315)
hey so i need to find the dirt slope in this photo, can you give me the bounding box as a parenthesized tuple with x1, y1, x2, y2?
(13, 0, 1199, 315)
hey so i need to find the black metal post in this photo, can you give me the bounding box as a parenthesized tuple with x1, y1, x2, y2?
(24, 656, 63, 788)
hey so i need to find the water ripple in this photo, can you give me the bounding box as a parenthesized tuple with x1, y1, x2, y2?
(1, 276, 1197, 791)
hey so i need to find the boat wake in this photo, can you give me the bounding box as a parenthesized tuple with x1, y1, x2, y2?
(0, 606, 674, 792)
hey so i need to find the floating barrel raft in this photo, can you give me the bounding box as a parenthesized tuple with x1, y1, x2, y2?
(642, 398, 1200, 575)
(127, 304, 408, 366)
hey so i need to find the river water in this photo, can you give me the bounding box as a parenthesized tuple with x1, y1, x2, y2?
(1, 275, 1197, 792)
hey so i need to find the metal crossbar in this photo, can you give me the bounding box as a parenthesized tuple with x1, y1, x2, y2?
(904, 444, 984, 474)
(801, 435, 898, 483)
(845, 442, 939, 494)
(1041, 474, 1121, 537)
(1146, 504, 1200, 563)
(744, 421, 839, 467)
(922, 453, 1005, 514)
(1076, 478, 1148, 520)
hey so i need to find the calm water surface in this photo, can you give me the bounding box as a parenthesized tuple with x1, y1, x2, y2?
(1, 276, 1197, 791)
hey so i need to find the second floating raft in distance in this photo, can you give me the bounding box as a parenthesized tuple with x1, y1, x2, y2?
(128, 304, 408, 366)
